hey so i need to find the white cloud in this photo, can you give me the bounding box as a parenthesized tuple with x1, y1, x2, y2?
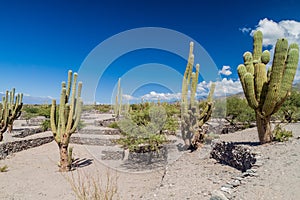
(218, 65, 232, 76)
(239, 27, 251, 33)
(197, 78, 243, 97)
(122, 79, 243, 103)
(122, 94, 137, 101)
(141, 91, 181, 101)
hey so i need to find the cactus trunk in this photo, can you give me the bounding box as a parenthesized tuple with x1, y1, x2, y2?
(59, 144, 70, 171)
(256, 113, 272, 144)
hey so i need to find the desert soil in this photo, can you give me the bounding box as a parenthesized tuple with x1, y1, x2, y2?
(0, 120, 300, 200)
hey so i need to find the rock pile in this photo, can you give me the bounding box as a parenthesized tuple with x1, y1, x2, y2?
(210, 141, 256, 172)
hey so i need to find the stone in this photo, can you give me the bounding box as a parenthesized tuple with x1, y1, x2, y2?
(229, 180, 241, 187)
(210, 141, 257, 171)
(220, 186, 232, 194)
(210, 190, 229, 200)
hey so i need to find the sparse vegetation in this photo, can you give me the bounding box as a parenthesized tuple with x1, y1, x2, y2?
(273, 124, 293, 142)
(41, 119, 51, 131)
(117, 104, 168, 152)
(0, 165, 8, 172)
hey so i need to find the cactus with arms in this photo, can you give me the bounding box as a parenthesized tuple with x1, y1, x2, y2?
(238, 30, 299, 144)
(0, 88, 23, 141)
(50, 70, 83, 171)
(181, 42, 215, 149)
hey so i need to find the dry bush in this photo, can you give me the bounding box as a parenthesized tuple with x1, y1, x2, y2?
(68, 169, 119, 200)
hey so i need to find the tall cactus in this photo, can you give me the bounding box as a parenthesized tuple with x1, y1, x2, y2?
(50, 70, 83, 171)
(181, 42, 215, 149)
(238, 30, 299, 144)
(114, 78, 122, 118)
(0, 88, 23, 141)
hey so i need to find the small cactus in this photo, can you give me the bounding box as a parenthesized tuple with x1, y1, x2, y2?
(0, 88, 23, 141)
(181, 42, 215, 149)
(50, 70, 83, 171)
(238, 30, 299, 144)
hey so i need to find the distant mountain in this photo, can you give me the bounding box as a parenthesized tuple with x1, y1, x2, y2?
(0, 93, 53, 105)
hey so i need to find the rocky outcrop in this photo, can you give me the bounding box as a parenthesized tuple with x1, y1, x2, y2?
(210, 141, 256, 172)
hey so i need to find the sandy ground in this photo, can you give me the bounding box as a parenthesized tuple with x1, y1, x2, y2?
(0, 122, 300, 200)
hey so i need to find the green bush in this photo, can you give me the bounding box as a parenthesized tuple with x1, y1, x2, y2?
(0, 165, 8, 172)
(273, 124, 293, 142)
(41, 119, 51, 131)
(275, 90, 300, 122)
(108, 122, 119, 129)
(23, 104, 51, 119)
(117, 104, 168, 152)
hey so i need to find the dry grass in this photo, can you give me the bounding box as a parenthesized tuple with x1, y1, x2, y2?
(67, 169, 119, 200)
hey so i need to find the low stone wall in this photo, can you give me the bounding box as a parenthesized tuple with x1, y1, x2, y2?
(210, 141, 257, 172)
(70, 137, 115, 146)
(0, 136, 54, 159)
(12, 127, 44, 138)
(78, 128, 120, 135)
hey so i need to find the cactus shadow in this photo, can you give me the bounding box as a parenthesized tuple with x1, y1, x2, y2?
(72, 158, 94, 169)
(232, 141, 260, 146)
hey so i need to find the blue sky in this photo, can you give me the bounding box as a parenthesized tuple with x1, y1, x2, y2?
(1, 0, 300, 104)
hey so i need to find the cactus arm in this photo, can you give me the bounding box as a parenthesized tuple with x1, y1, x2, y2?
(66, 73, 78, 133)
(237, 64, 247, 92)
(261, 50, 270, 64)
(198, 83, 215, 122)
(253, 31, 263, 61)
(66, 70, 72, 100)
(279, 47, 299, 100)
(244, 73, 259, 109)
(254, 62, 267, 103)
(70, 99, 83, 133)
(50, 99, 58, 141)
(190, 72, 197, 106)
(262, 39, 288, 116)
(243, 52, 254, 75)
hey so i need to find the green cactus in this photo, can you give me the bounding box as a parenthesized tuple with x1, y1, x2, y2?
(114, 78, 122, 118)
(181, 42, 215, 149)
(0, 88, 23, 141)
(238, 30, 299, 144)
(50, 70, 83, 171)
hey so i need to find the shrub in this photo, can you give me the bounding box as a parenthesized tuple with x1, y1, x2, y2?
(108, 122, 119, 129)
(273, 124, 293, 142)
(68, 170, 118, 200)
(0, 165, 8, 172)
(41, 119, 51, 131)
(117, 104, 168, 152)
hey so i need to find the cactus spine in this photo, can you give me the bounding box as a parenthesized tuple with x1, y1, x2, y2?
(181, 42, 215, 149)
(0, 88, 23, 141)
(50, 70, 83, 171)
(238, 30, 299, 144)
